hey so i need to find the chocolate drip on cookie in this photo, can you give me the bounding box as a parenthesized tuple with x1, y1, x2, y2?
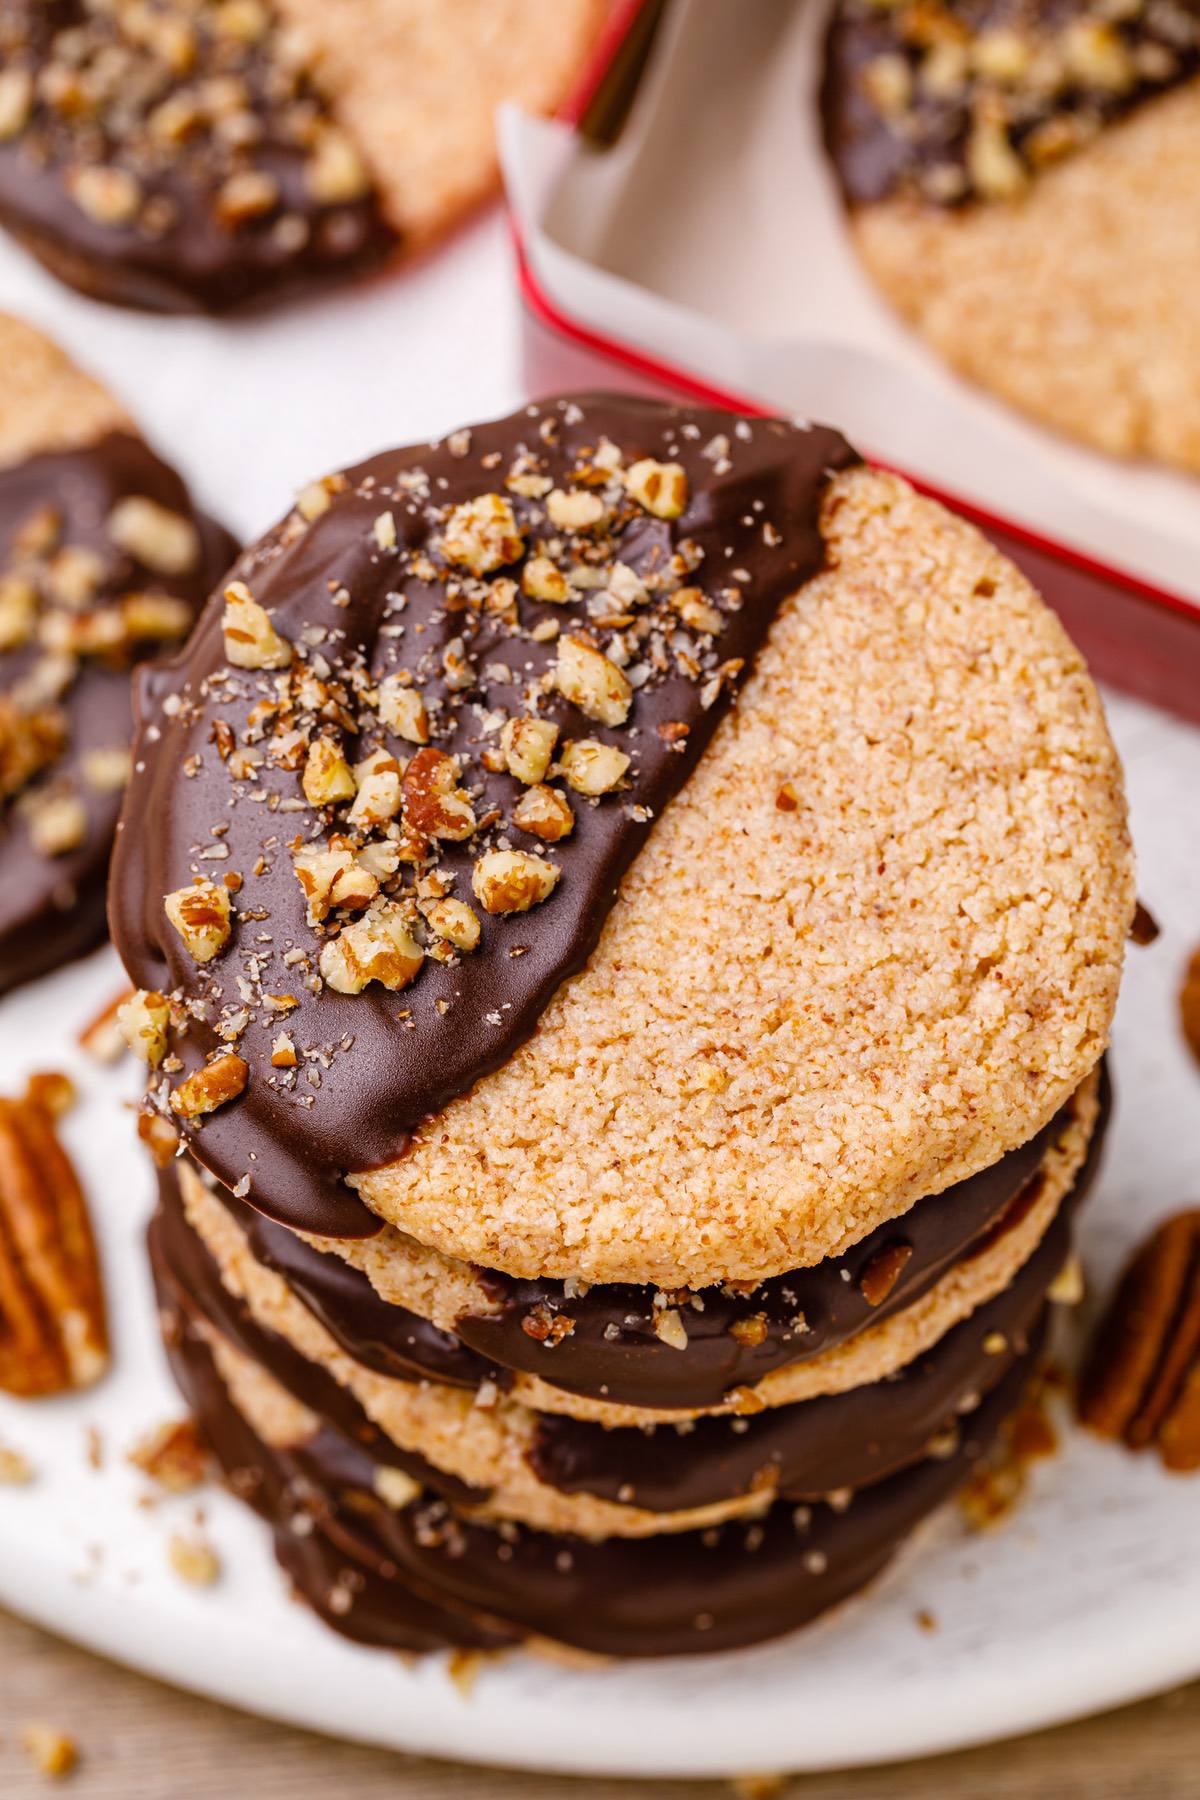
(822, 0, 1200, 207)
(0, 0, 394, 312)
(184, 1083, 1085, 1407)
(159, 1275, 1036, 1657)
(112, 396, 860, 1237)
(152, 1151, 1064, 1511)
(0, 432, 234, 993)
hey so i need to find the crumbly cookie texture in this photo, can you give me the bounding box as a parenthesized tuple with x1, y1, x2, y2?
(850, 82, 1200, 471)
(277, 0, 612, 245)
(354, 465, 1132, 1285)
(0, 313, 129, 469)
(181, 1081, 1090, 1494)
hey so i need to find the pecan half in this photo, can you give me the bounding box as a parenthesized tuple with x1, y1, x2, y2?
(0, 1079, 108, 1397)
(1182, 948, 1200, 1069)
(1079, 1210, 1200, 1473)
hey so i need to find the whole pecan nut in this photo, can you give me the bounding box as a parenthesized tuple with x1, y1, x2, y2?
(1079, 1210, 1200, 1473)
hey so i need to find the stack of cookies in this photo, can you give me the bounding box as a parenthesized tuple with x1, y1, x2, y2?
(111, 394, 1133, 1658)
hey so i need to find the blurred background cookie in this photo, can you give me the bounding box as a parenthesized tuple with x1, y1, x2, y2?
(822, 0, 1200, 472)
(0, 312, 235, 994)
(0, 0, 611, 312)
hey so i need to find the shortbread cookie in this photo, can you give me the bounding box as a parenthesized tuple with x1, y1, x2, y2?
(0, 314, 235, 993)
(158, 1266, 1037, 1657)
(154, 1155, 1065, 1536)
(0, 0, 609, 312)
(823, 1, 1200, 469)
(112, 395, 1132, 1285)
(181, 1066, 1105, 1421)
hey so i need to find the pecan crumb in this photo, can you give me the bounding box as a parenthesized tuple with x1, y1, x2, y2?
(21, 1723, 77, 1780)
(857, 1243, 913, 1307)
(129, 1417, 209, 1492)
(168, 1531, 221, 1586)
(1130, 900, 1160, 945)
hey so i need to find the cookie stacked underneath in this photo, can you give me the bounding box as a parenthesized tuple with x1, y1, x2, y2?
(112, 395, 1133, 1658)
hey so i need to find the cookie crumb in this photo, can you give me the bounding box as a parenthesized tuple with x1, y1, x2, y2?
(168, 1531, 220, 1585)
(0, 1441, 35, 1484)
(915, 1608, 938, 1633)
(447, 1648, 485, 1698)
(21, 1723, 77, 1779)
(129, 1417, 209, 1492)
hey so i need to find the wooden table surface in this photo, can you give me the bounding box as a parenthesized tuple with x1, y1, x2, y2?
(1, 1605, 1196, 1798)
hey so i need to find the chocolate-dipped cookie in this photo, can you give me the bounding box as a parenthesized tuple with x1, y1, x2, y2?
(111, 393, 1131, 1286)
(0, 313, 235, 994)
(0, 0, 609, 312)
(156, 1262, 1042, 1658)
(823, 0, 1200, 470)
(114, 390, 1130, 1662)
(155, 1146, 1079, 1534)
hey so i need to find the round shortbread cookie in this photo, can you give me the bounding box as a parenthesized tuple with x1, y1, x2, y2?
(177, 1089, 1084, 1533)
(352, 463, 1131, 1283)
(849, 84, 1200, 472)
(822, 0, 1200, 472)
(0, 0, 609, 312)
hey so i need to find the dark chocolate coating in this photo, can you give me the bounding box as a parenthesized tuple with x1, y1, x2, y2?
(196, 1082, 1086, 1411)
(210, 1179, 505, 1392)
(149, 1189, 487, 1512)
(153, 1132, 1081, 1517)
(111, 396, 860, 1238)
(0, 1, 395, 313)
(822, 0, 1200, 210)
(160, 1280, 1036, 1658)
(0, 432, 235, 994)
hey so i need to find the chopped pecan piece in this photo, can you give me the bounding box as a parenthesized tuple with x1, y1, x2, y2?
(559, 738, 630, 796)
(858, 1243, 913, 1307)
(441, 493, 523, 575)
(222, 580, 291, 670)
(1079, 1210, 1200, 1473)
(500, 715, 558, 785)
(107, 495, 200, 576)
(554, 635, 632, 727)
(128, 1417, 209, 1492)
(421, 896, 481, 953)
(472, 850, 560, 916)
(319, 901, 423, 995)
(513, 784, 574, 843)
(117, 989, 171, 1066)
(377, 677, 429, 746)
(402, 747, 476, 841)
(0, 1077, 108, 1397)
(170, 1053, 248, 1119)
(625, 458, 688, 519)
(164, 879, 232, 963)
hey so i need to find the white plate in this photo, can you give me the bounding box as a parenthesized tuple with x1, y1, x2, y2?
(0, 218, 1198, 1784)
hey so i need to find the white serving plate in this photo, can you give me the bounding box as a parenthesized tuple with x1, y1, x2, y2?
(0, 193, 1197, 1783)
